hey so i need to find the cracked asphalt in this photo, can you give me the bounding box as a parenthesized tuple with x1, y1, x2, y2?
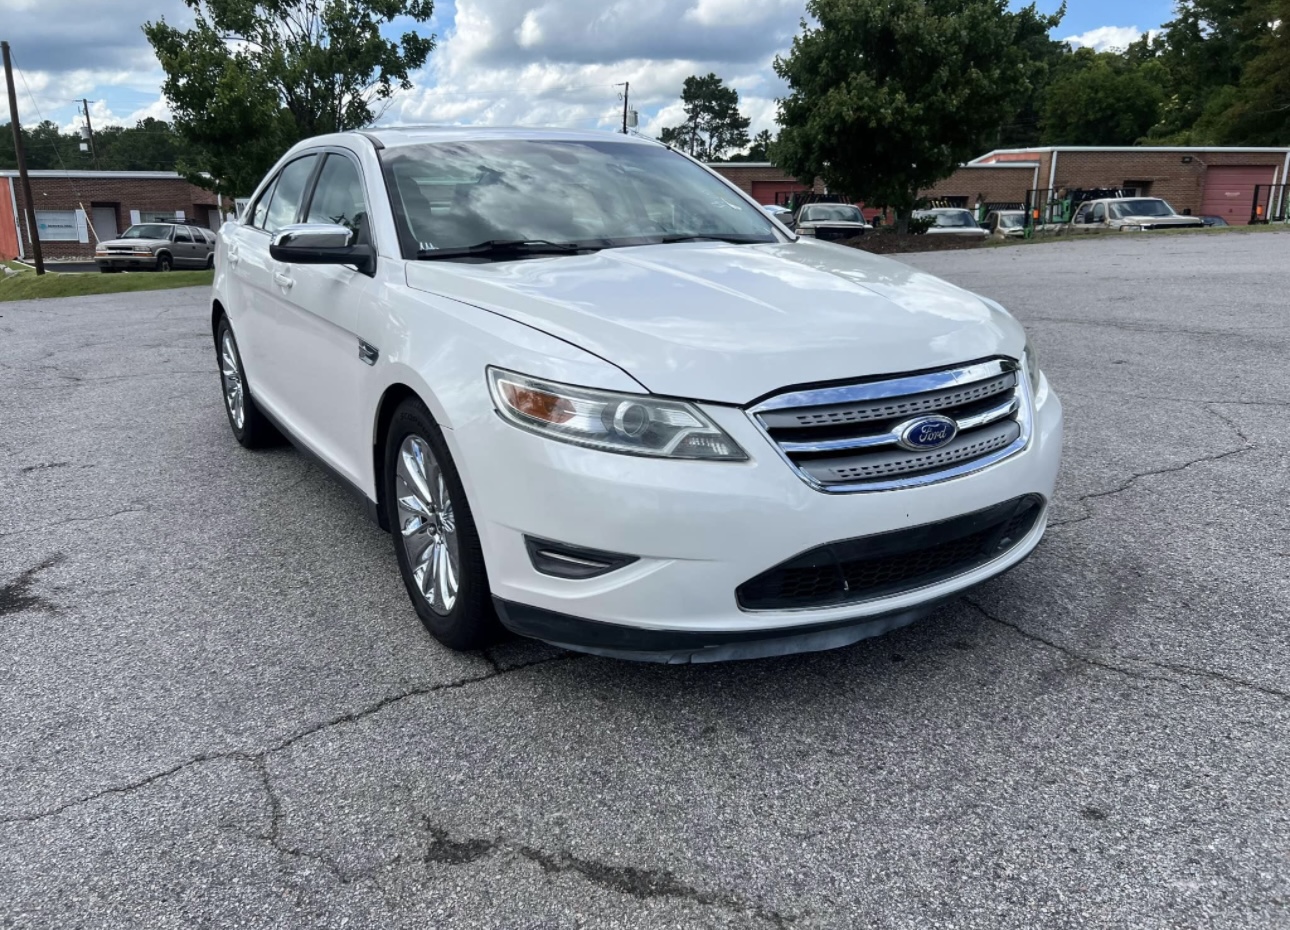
(2, 230, 1288, 929)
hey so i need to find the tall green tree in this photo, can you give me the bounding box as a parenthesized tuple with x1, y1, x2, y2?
(996, 2, 1070, 147)
(144, 0, 435, 197)
(1040, 48, 1166, 145)
(729, 129, 775, 162)
(1192, 0, 1290, 144)
(659, 74, 752, 161)
(773, 0, 1062, 231)
(1150, 0, 1270, 141)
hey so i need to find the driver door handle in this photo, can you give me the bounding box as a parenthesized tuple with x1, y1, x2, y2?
(273, 272, 295, 290)
(226, 247, 240, 267)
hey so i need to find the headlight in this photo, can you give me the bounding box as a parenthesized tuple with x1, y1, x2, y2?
(488, 368, 747, 460)
(1023, 341, 1042, 396)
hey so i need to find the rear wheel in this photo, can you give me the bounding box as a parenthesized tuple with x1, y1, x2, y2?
(216, 316, 278, 448)
(383, 399, 501, 650)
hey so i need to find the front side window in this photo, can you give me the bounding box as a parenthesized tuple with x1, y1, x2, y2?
(174, 227, 192, 243)
(120, 224, 174, 240)
(263, 155, 319, 234)
(381, 139, 778, 256)
(306, 154, 369, 242)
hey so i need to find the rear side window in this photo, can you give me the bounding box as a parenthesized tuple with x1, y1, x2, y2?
(263, 155, 319, 233)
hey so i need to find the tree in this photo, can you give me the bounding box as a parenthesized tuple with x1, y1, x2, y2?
(1193, 0, 1290, 144)
(144, 0, 435, 197)
(659, 74, 752, 161)
(773, 0, 1063, 232)
(996, 2, 1070, 147)
(1040, 49, 1166, 145)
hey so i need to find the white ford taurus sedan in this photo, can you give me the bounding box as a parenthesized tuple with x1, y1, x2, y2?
(211, 127, 1062, 662)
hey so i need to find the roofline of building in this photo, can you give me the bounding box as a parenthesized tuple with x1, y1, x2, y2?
(954, 161, 1040, 168)
(0, 170, 187, 179)
(972, 145, 1290, 163)
(707, 161, 776, 168)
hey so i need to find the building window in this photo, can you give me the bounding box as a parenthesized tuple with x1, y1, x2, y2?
(32, 210, 80, 241)
(138, 210, 181, 224)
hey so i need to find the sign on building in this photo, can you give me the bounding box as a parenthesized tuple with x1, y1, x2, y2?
(33, 210, 80, 241)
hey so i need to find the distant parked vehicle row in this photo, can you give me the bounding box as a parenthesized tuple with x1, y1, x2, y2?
(95, 223, 217, 273)
(984, 210, 1026, 238)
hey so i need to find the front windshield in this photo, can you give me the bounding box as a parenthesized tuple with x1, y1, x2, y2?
(120, 224, 172, 240)
(999, 213, 1023, 228)
(382, 139, 778, 255)
(930, 210, 977, 228)
(803, 205, 864, 223)
(1111, 199, 1174, 218)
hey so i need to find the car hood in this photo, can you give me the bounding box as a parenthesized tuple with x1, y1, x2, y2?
(1115, 214, 1201, 225)
(404, 240, 1024, 404)
(99, 238, 168, 249)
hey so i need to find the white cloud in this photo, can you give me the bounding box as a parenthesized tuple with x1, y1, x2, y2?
(382, 0, 799, 144)
(1062, 25, 1143, 52)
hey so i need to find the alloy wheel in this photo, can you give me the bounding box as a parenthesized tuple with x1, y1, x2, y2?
(395, 434, 460, 615)
(220, 331, 245, 430)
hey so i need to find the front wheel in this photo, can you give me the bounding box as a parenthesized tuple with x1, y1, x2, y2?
(156, 253, 173, 272)
(383, 399, 501, 650)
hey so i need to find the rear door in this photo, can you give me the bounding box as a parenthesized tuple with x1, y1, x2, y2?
(171, 226, 201, 266)
(266, 149, 378, 484)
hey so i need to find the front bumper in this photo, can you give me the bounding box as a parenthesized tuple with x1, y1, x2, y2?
(96, 255, 156, 269)
(454, 376, 1062, 660)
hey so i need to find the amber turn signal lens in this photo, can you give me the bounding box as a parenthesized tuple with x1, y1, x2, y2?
(500, 381, 575, 424)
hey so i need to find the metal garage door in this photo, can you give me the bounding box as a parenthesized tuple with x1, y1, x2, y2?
(1200, 166, 1277, 225)
(91, 206, 118, 241)
(751, 179, 810, 206)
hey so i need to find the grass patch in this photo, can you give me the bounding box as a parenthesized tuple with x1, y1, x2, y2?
(0, 265, 213, 303)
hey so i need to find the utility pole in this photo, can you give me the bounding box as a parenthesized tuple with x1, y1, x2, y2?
(619, 82, 629, 134)
(2, 41, 44, 274)
(81, 98, 98, 169)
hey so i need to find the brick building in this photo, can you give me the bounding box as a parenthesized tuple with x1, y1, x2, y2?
(0, 170, 221, 262)
(712, 146, 1290, 225)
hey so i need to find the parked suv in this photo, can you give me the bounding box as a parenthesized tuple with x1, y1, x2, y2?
(790, 203, 870, 241)
(211, 128, 1062, 662)
(95, 223, 216, 272)
(1070, 198, 1204, 231)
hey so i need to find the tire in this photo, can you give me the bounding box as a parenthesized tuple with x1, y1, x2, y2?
(206, 253, 215, 270)
(99, 267, 120, 274)
(215, 316, 279, 449)
(156, 253, 173, 272)
(383, 399, 502, 650)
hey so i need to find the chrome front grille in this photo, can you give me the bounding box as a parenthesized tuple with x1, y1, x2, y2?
(750, 359, 1030, 493)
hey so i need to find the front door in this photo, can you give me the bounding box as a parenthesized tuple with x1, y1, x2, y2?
(268, 150, 377, 486)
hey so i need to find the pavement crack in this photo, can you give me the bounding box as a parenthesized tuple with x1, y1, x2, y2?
(0, 505, 152, 539)
(0, 652, 584, 824)
(967, 599, 1289, 703)
(0, 553, 65, 617)
(420, 819, 796, 927)
(18, 461, 70, 474)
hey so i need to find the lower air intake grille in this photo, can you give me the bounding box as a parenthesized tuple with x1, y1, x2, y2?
(736, 494, 1044, 611)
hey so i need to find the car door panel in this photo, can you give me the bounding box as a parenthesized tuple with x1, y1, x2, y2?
(270, 150, 377, 484)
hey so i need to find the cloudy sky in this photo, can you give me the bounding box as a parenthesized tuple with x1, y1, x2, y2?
(1, 0, 1175, 145)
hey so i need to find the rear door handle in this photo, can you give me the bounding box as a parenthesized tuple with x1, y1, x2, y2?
(273, 272, 294, 290)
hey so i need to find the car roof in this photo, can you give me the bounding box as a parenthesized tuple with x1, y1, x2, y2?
(298, 126, 665, 152)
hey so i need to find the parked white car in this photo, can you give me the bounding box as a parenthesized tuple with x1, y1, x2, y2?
(212, 128, 1062, 662)
(1071, 197, 1204, 231)
(914, 208, 990, 238)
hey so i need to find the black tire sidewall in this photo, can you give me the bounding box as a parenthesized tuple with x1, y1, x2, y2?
(157, 254, 172, 272)
(383, 400, 498, 650)
(215, 316, 277, 449)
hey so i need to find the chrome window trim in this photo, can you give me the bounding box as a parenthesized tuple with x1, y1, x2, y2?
(747, 358, 1033, 494)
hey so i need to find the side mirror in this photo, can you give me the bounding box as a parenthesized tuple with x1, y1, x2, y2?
(270, 223, 375, 275)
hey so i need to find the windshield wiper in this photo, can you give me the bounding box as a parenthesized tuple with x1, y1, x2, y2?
(416, 239, 592, 261)
(657, 234, 770, 245)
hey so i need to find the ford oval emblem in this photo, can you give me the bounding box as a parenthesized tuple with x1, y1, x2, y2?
(896, 415, 958, 452)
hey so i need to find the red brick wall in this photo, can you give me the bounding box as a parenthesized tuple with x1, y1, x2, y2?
(710, 164, 826, 197)
(8, 175, 218, 261)
(920, 166, 1038, 207)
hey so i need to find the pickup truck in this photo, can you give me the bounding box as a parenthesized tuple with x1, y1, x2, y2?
(790, 203, 871, 241)
(1070, 197, 1205, 231)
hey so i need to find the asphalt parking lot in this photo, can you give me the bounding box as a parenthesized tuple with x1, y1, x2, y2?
(2, 230, 1288, 929)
